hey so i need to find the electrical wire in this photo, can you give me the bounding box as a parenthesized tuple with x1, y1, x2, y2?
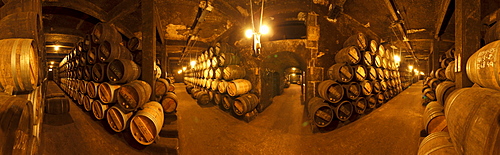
(249, 0, 255, 32)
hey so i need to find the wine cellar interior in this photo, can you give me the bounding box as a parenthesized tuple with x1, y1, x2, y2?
(0, 0, 500, 154)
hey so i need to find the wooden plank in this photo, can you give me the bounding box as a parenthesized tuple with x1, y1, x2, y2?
(455, 0, 480, 88)
(142, 0, 156, 101)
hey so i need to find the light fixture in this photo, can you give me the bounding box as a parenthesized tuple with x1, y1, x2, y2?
(291, 67, 296, 71)
(420, 72, 424, 75)
(54, 45, 60, 51)
(50, 61, 55, 65)
(260, 25, 270, 34)
(291, 73, 296, 76)
(49, 65, 53, 68)
(177, 70, 183, 74)
(48, 68, 53, 71)
(414, 69, 419, 74)
(182, 67, 187, 71)
(190, 61, 197, 68)
(393, 55, 401, 63)
(245, 29, 253, 38)
(408, 65, 413, 71)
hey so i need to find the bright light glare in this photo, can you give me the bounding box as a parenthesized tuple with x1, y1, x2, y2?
(408, 65, 413, 71)
(393, 55, 401, 63)
(50, 61, 55, 65)
(245, 29, 253, 38)
(177, 70, 183, 74)
(260, 25, 270, 34)
(291, 67, 296, 71)
(54, 45, 60, 51)
(291, 73, 296, 76)
(420, 72, 424, 75)
(182, 67, 187, 71)
(48, 68, 53, 71)
(414, 69, 419, 74)
(49, 65, 53, 68)
(190, 61, 197, 68)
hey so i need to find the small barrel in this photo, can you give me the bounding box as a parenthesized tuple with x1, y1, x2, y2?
(215, 67, 224, 79)
(435, 68, 447, 81)
(435, 81, 456, 106)
(83, 95, 93, 112)
(117, 80, 152, 112)
(218, 52, 241, 66)
(211, 79, 220, 91)
(352, 97, 367, 114)
(333, 100, 353, 121)
(380, 80, 388, 91)
(423, 101, 447, 134)
(361, 51, 373, 66)
(327, 63, 354, 83)
(369, 40, 378, 53)
(45, 97, 70, 114)
(374, 54, 382, 68)
(343, 32, 368, 51)
(378, 45, 386, 58)
(130, 101, 164, 145)
(214, 93, 223, 105)
(211, 56, 218, 68)
(83, 65, 93, 81)
(372, 81, 381, 93)
(127, 37, 142, 51)
(342, 82, 360, 100)
(445, 88, 500, 154)
(154, 78, 170, 97)
(423, 87, 436, 101)
(366, 66, 377, 80)
(466, 40, 500, 91)
(359, 80, 372, 96)
(353, 65, 367, 81)
(445, 61, 455, 81)
(366, 95, 377, 109)
(223, 65, 246, 80)
(86, 81, 100, 99)
(0, 38, 38, 93)
(92, 63, 108, 82)
(445, 48, 455, 59)
(78, 80, 88, 94)
(221, 94, 234, 110)
(227, 79, 252, 96)
(307, 97, 334, 128)
(98, 82, 120, 104)
(317, 80, 344, 104)
(107, 59, 141, 84)
(233, 93, 259, 116)
(106, 106, 133, 132)
(376, 68, 385, 80)
(195, 90, 211, 105)
(335, 46, 361, 65)
(92, 100, 109, 120)
(87, 47, 98, 65)
(376, 93, 385, 105)
(417, 132, 458, 155)
(91, 22, 122, 44)
(160, 92, 178, 113)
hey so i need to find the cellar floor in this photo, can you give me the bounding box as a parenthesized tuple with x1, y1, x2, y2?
(40, 81, 424, 155)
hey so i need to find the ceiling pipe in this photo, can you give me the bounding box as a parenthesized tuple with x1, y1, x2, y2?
(179, 1, 213, 64)
(383, 0, 419, 61)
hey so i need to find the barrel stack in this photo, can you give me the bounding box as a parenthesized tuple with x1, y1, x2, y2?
(309, 32, 403, 130)
(54, 22, 179, 146)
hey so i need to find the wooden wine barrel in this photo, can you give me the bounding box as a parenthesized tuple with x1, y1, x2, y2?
(98, 82, 120, 104)
(130, 101, 164, 145)
(223, 65, 246, 80)
(233, 93, 259, 116)
(92, 63, 107, 82)
(215, 67, 224, 79)
(307, 97, 334, 127)
(366, 95, 377, 109)
(342, 82, 360, 100)
(445, 88, 500, 154)
(106, 106, 133, 132)
(0, 95, 34, 155)
(211, 79, 219, 91)
(383, 69, 390, 80)
(211, 56, 218, 68)
(154, 78, 170, 97)
(333, 100, 353, 121)
(221, 94, 234, 111)
(360, 80, 372, 96)
(215, 42, 237, 54)
(417, 132, 458, 155)
(126, 37, 142, 51)
(214, 93, 223, 105)
(45, 97, 69, 114)
(435, 68, 447, 81)
(91, 22, 122, 44)
(227, 79, 252, 96)
(430, 70, 435, 79)
(353, 97, 367, 114)
(206, 79, 213, 89)
(378, 45, 386, 58)
(92, 100, 108, 120)
(99, 40, 133, 63)
(107, 59, 141, 84)
(132, 50, 142, 66)
(366, 66, 377, 80)
(160, 92, 178, 113)
(372, 80, 381, 93)
(423, 101, 447, 134)
(445, 61, 455, 81)
(373, 54, 382, 68)
(435, 81, 456, 106)
(0, 39, 38, 93)
(83, 95, 93, 112)
(327, 63, 354, 83)
(194, 90, 211, 105)
(362, 51, 373, 66)
(117, 80, 152, 112)
(78, 80, 87, 94)
(441, 58, 454, 68)
(423, 88, 436, 101)
(317, 80, 344, 104)
(344, 32, 368, 50)
(369, 40, 378, 52)
(218, 52, 241, 66)
(83, 34, 92, 51)
(86, 81, 100, 99)
(335, 46, 361, 65)
(376, 93, 385, 105)
(427, 78, 441, 90)
(376, 68, 384, 80)
(83, 65, 93, 81)
(353, 65, 367, 81)
(380, 80, 388, 91)
(466, 40, 500, 91)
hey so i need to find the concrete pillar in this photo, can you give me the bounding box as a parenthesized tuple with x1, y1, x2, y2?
(455, 0, 480, 88)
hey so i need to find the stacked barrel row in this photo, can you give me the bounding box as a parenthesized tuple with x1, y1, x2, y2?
(421, 47, 455, 105)
(417, 39, 500, 154)
(308, 32, 403, 129)
(55, 22, 178, 146)
(183, 43, 259, 119)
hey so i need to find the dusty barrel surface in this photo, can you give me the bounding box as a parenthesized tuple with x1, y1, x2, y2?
(223, 65, 246, 80)
(227, 79, 252, 96)
(335, 46, 361, 65)
(92, 100, 109, 120)
(117, 80, 152, 112)
(0, 39, 38, 93)
(327, 63, 353, 83)
(233, 93, 259, 116)
(154, 78, 170, 97)
(423, 102, 447, 134)
(130, 101, 164, 145)
(160, 92, 178, 113)
(445, 88, 500, 155)
(435, 81, 455, 106)
(466, 40, 500, 91)
(92, 63, 107, 82)
(445, 61, 455, 81)
(106, 106, 133, 132)
(98, 82, 120, 104)
(307, 97, 334, 128)
(417, 132, 457, 155)
(107, 59, 141, 84)
(0, 94, 35, 155)
(317, 80, 344, 104)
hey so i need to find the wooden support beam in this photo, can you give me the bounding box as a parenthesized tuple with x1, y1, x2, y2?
(455, 0, 480, 88)
(434, 0, 454, 39)
(107, 0, 140, 24)
(142, 0, 157, 100)
(430, 40, 441, 74)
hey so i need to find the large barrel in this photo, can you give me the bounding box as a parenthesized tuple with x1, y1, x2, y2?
(117, 80, 152, 112)
(87, 46, 98, 65)
(327, 63, 354, 83)
(466, 40, 500, 91)
(130, 101, 164, 145)
(233, 93, 259, 116)
(352, 97, 367, 114)
(343, 32, 368, 51)
(441, 58, 454, 68)
(107, 59, 141, 84)
(373, 54, 382, 68)
(435, 68, 447, 81)
(86, 81, 100, 99)
(154, 78, 170, 97)
(427, 78, 441, 90)
(361, 51, 373, 66)
(194, 90, 211, 105)
(423, 102, 447, 134)
(91, 63, 107, 82)
(218, 52, 240, 66)
(227, 79, 252, 96)
(423, 87, 436, 101)
(359, 80, 372, 96)
(92, 100, 108, 120)
(98, 82, 120, 104)
(366, 66, 377, 80)
(342, 82, 360, 100)
(307, 97, 334, 128)
(435, 81, 455, 106)
(353, 65, 367, 82)
(417, 132, 458, 155)
(335, 46, 361, 65)
(317, 80, 344, 104)
(83, 95, 93, 112)
(127, 37, 142, 51)
(160, 92, 178, 113)
(0, 95, 34, 155)
(221, 94, 234, 110)
(45, 97, 70, 114)
(106, 106, 133, 132)
(366, 95, 377, 109)
(445, 61, 455, 81)
(445, 88, 500, 154)
(0, 39, 38, 93)
(223, 65, 246, 80)
(91, 22, 122, 44)
(333, 100, 353, 121)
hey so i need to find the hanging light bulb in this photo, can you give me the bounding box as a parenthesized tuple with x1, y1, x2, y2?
(245, 29, 254, 38)
(260, 25, 270, 34)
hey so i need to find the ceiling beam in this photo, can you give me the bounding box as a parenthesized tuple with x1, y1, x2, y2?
(409, 38, 454, 43)
(434, 0, 454, 39)
(107, 0, 140, 24)
(383, 0, 418, 60)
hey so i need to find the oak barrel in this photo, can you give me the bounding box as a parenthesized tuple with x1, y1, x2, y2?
(327, 63, 353, 83)
(360, 80, 372, 96)
(366, 66, 377, 80)
(317, 80, 344, 104)
(126, 37, 142, 51)
(130, 101, 164, 145)
(98, 82, 120, 104)
(154, 78, 170, 97)
(466, 40, 500, 91)
(435, 68, 447, 81)
(423, 101, 447, 134)
(0, 39, 38, 93)
(92, 100, 108, 120)
(362, 51, 373, 66)
(335, 46, 361, 65)
(423, 88, 436, 101)
(343, 32, 368, 50)
(223, 65, 246, 80)
(86, 81, 100, 99)
(107, 59, 141, 84)
(91, 22, 122, 44)
(353, 97, 367, 114)
(83, 95, 93, 112)
(106, 106, 133, 132)
(445, 61, 455, 81)
(342, 82, 361, 100)
(160, 92, 178, 113)
(117, 80, 152, 112)
(307, 97, 334, 128)
(45, 97, 69, 114)
(366, 95, 377, 109)
(435, 81, 455, 106)
(417, 132, 457, 155)
(221, 94, 234, 111)
(218, 52, 240, 66)
(353, 65, 367, 81)
(92, 63, 107, 82)
(227, 79, 252, 96)
(233, 93, 259, 116)
(334, 100, 353, 121)
(0, 95, 34, 155)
